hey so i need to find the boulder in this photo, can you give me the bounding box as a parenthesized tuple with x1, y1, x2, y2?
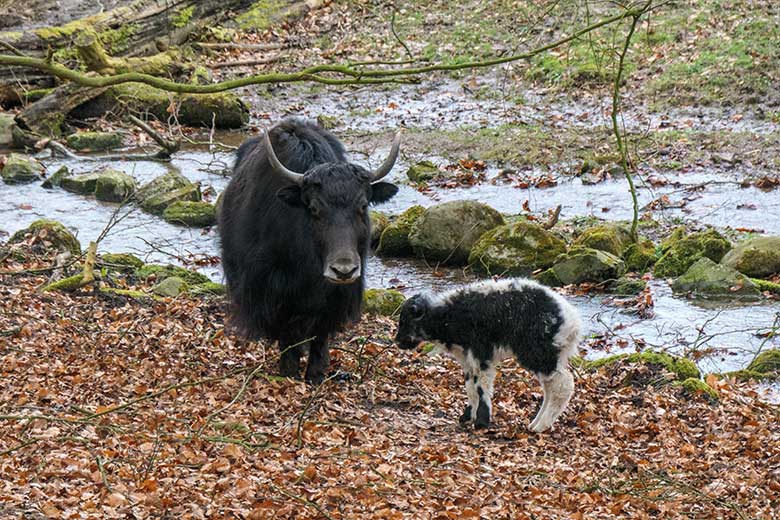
(61, 172, 102, 194)
(363, 288, 406, 316)
(66, 131, 123, 151)
(406, 160, 440, 183)
(153, 276, 188, 297)
(1, 153, 44, 184)
(135, 263, 210, 285)
(671, 257, 760, 297)
(369, 211, 390, 246)
(376, 205, 425, 257)
(9, 219, 81, 256)
(623, 239, 657, 273)
(720, 236, 780, 278)
(469, 220, 566, 276)
(654, 228, 731, 278)
(607, 277, 647, 295)
(573, 224, 632, 256)
(162, 201, 217, 227)
(0, 112, 15, 146)
(95, 170, 137, 202)
(409, 201, 505, 265)
(746, 349, 780, 379)
(42, 166, 70, 189)
(189, 282, 227, 296)
(541, 247, 625, 286)
(101, 252, 144, 271)
(136, 171, 200, 215)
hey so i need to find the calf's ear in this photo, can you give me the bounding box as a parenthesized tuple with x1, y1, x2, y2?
(370, 182, 399, 204)
(276, 185, 305, 207)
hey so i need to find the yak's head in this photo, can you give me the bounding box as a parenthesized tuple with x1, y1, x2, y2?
(395, 294, 432, 349)
(264, 130, 400, 285)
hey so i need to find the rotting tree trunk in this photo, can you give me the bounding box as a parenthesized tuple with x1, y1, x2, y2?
(0, 0, 316, 104)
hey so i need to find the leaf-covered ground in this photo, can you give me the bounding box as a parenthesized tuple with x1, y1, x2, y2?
(1, 246, 778, 519)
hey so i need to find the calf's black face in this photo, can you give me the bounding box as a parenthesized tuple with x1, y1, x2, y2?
(395, 295, 432, 349)
(277, 163, 398, 284)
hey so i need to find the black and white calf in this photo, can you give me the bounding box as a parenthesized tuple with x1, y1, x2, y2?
(395, 278, 582, 432)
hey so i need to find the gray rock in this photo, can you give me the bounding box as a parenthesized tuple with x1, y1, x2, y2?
(545, 247, 626, 285)
(42, 166, 71, 189)
(153, 276, 189, 297)
(136, 171, 200, 215)
(61, 172, 102, 194)
(720, 236, 780, 278)
(672, 257, 760, 297)
(162, 201, 217, 227)
(66, 131, 123, 151)
(1, 153, 44, 184)
(409, 200, 505, 265)
(469, 220, 567, 276)
(0, 113, 16, 146)
(95, 170, 137, 202)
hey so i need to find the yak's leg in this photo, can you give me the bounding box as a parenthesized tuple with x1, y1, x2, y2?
(460, 368, 479, 425)
(304, 335, 330, 385)
(278, 340, 302, 379)
(530, 368, 575, 433)
(474, 365, 497, 430)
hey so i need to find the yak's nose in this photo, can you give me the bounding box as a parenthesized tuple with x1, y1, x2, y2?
(325, 259, 360, 283)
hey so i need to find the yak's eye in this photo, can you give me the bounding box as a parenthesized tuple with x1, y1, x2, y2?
(359, 203, 368, 215)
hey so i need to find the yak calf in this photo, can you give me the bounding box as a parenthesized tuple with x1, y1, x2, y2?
(396, 278, 582, 432)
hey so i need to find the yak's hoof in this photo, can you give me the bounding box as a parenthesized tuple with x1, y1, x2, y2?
(458, 405, 473, 425)
(279, 364, 300, 379)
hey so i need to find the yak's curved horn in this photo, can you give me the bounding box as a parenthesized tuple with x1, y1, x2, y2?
(370, 130, 402, 182)
(264, 130, 304, 185)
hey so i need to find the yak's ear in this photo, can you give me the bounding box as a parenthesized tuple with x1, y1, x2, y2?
(370, 182, 399, 204)
(276, 185, 304, 207)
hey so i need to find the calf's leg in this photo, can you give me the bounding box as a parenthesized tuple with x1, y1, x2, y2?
(474, 365, 497, 430)
(461, 368, 479, 425)
(530, 368, 574, 432)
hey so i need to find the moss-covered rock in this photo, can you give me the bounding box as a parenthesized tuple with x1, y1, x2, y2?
(136, 171, 200, 215)
(65, 131, 123, 151)
(469, 221, 567, 276)
(9, 219, 81, 256)
(674, 377, 719, 401)
(61, 171, 102, 195)
(0, 112, 15, 146)
(1, 153, 44, 184)
(369, 211, 390, 246)
(376, 205, 425, 257)
(190, 282, 226, 296)
(162, 201, 216, 227)
(409, 201, 505, 265)
(135, 263, 210, 285)
(573, 224, 632, 257)
(363, 288, 406, 316)
(42, 166, 70, 189)
(655, 228, 731, 277)
(406, 160, 440, 183)
(153, 276, 188, 297)
(745, 349, 780, 379)
(671, 257, 760, 297)
(236, 0, 287, 30)
(720, 236, 780, 278)
(101, 253, 144, 270)
(95, 169, 137, 202)
(607, 277, 647, 295)
(623, 239, 658, 273)
(545, 247, 625, 285)
(584, 351, 700, 381)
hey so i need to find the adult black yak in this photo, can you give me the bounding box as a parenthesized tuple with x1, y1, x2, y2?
(218, 118, 400, 383)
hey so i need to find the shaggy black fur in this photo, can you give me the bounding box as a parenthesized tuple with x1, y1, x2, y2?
(396, 285, 565, 375)
(219, 117, 398, 382)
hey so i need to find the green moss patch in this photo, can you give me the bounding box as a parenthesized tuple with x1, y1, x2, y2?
(135, 264, 210, 285)
(655, 228, 731, 278)
(162, 201, 217, 227)
(469, 221, 566, 276)
(376, 206, 425, 257)
(9, 219, 81, 256)
(674, 377, 719, 401)
(584, 351, 700, 381)
(363, 289, 406, 317)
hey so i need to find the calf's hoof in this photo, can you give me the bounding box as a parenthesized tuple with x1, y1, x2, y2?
(474, 418, 491, 430)
(458, 405, 473, 425)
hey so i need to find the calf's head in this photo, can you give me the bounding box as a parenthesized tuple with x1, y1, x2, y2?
(395, 294, 433, 349)
(265, 131, 400, 284)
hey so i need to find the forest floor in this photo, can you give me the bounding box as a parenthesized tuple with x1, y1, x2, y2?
(1, 245, 778, 519)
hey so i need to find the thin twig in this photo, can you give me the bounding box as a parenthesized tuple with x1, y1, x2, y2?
(391, 10, 413, 60)
(267, 481, 336, 520)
